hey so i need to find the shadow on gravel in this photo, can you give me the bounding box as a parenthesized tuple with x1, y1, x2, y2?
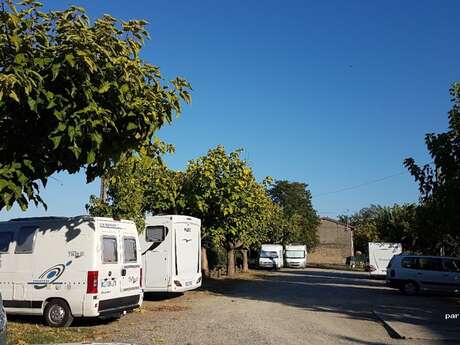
(202, 268, 459, 341)
(143, 292, 184, 301)
(7, 313, 118, 327)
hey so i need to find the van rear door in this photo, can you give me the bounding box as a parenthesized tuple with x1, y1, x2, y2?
(99, 233, 121, 298)
(174, 221, 200, 286)
(120, 236, 141, 292)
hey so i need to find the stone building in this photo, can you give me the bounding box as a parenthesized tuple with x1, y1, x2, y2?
(308, 217, 354, 265)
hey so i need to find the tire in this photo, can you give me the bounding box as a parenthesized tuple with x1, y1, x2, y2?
(401, 281, 419, 296)
(44, 299, 74, 327)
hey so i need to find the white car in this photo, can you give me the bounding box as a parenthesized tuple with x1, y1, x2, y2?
(387, 254, 460, 295)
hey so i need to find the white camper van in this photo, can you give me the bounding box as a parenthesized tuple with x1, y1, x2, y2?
(285, 245, 307, 268)
(0, 216, 143, 327)
(139, 215, 202, 293)
(368, 242, 402, 277)
(259, 244, 284, 269)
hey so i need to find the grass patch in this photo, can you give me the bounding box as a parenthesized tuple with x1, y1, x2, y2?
(8, 322, 96, 345)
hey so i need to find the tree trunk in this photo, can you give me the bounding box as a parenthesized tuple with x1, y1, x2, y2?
(201, 246, 209, 277)
(242, 249, 249, 272)
(227, 248, 235, 276)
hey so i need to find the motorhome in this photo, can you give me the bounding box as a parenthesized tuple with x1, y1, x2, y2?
(285, 245, 307, 268)
(368, 242, 402, 277)
(139, 215, 202, 293)
(0, 216, 143, 327)
(259, 244, 284, 269)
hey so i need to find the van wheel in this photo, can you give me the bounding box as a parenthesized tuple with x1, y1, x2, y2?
(44, 299, 74, 327)
(401, 281, 419, 296)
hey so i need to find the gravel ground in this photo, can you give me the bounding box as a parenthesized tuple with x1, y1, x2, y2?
(88, 268, 459, 345)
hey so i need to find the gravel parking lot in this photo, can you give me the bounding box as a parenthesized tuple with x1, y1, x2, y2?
(12, 268, 459, 345)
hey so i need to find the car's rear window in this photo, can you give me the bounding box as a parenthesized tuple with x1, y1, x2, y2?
(418, 257, 443, 271)
(401, 257, 417, 269)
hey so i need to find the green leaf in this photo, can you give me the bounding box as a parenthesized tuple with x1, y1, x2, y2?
(9, 91, 20, 103)
(126, 122, 137, 131)
(23, 160, 34, 172)
(98, 82, 111, 94)
(65, 54, 75, 67)
(14, 53, 26, 65)
(10, 35, 21, 50)
(87, 150, 96, 164)
(50, 136, 62, 149)
(27, 97, 37, 112)
(69, 146, 81, 159)
(51, 64, 60, 80)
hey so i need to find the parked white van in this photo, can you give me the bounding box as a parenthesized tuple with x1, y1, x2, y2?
(139, 215, 202, 293)
(368, 242, 402, 277)
(285, 245, 307, 268)
(387, 255, 460, 295)
(0, 216, 143, 327)
(259, 244, 283, 269)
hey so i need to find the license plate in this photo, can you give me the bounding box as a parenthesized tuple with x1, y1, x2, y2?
(185, 281, 192, 286)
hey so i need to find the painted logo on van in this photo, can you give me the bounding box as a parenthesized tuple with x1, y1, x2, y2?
(29, 261, 72, 289)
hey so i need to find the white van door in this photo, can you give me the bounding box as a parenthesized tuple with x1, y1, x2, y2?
(175, 222, 200, 285)
(120, 236, 141, 293)
(143, 225, 170, 289)
(99, 235, 121, 298)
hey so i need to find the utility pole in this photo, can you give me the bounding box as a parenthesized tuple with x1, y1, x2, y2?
(100, 176, 107, 202)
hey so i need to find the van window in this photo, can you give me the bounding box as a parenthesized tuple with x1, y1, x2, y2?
(443, 259, 460, 272)
(260, 250, 278, 258)
(123, 237, 137, 263)
(285, 250, 305, 258)
(15, 226, 38, 254)
(102, 237, 118, 263)
(146, 226, 167, 242)
(418, 257, 443, 271)
(401, 257, 417, 269)
(0, 232, 13, 253)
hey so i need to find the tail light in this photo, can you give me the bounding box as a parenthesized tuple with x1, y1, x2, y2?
(140, 268, 143, 288)
(87, 271, 99, 294)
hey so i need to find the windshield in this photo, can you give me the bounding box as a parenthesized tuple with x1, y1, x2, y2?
(260, 250, 278, 258)
(286, 250, 305, 258)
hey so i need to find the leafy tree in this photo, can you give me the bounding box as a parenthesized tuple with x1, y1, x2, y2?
(86, 148, 185, 231)
(268, 180, 320, 249)
(404, 83, 460, 255)
(340, 204, 419, 254)
(183, 145, 272, 276)
(339, 205, 382, 253)
(0, 0, 191, 210)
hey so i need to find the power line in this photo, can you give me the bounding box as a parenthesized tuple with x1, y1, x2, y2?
(313, 161, 434, 198)
(313, 171, 407, 198)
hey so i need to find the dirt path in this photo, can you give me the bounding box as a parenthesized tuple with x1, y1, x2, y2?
(88, 268, 457, 345)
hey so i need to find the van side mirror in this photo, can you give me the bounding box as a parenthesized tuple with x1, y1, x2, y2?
(146, 226, 167, 242)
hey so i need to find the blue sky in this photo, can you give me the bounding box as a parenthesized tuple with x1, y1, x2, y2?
(1, 0, 459, 220)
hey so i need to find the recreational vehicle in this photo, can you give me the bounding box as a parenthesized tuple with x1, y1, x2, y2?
(285, 245, 307, 268)
(259, 244, 284, 269)
(139, 215, 202, 293)
(0, 216, 143, 327)
(368, 242, 402, 277)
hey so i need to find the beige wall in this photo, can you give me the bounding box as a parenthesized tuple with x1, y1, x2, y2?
(309, 219, 353, 265)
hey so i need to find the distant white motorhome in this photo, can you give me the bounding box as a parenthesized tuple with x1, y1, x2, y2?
(368, 242, 402, 276)
(285, 245, 307, 268)
(0, 216, 143, 327)
(139, 215, 202, 293)
(259, 244, 284, 269)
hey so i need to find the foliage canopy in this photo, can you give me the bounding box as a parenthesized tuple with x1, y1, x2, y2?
(0, 0, 190, 210)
